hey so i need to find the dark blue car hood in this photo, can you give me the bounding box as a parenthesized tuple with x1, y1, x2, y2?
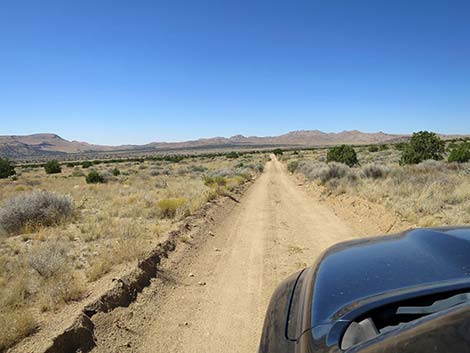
(311, 227, 470, 328)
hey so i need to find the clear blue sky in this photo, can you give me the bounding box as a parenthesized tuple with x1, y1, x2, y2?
(1, 1, 469, 145)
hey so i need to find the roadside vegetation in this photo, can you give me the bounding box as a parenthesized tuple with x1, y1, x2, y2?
(0, 152, 266, 351)
(283, 131, 470, 228)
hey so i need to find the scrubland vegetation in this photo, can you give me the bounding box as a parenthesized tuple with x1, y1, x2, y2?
(284, 132, 470, 228)
(0, 152, 266, 350)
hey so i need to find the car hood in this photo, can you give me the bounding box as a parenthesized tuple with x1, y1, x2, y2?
(311, 227, 470, 328)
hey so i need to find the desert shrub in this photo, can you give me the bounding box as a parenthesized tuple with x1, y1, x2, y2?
(44, 160, 61, 174)
(71, 169, 85, 177)
(272, 148, 283, 156)
(28, 241, 67, 278)
(394, 142, 407, 151)
(327, 145, 358, 167)
(0, 310, 36, 352)
(287, 160, 299, 173)
(361, 164, 389, 179)
(448, 143, 470, 163)
(85, 171, 105, 184)
(65, 162, 75, 168)
(112, 168, 121, 176)
(368, 145, 379, 153)
(0, 191, 74, 235)
(157, 198, 188, 218)
(400, 131, 445, 165)
(190, 165, 208, 172)
(81, 160, 93, 168)
(0, 158, 16, 179)
(379, 144, 389, 151)
(204, 176, 227, 186)
(318, 162, 350, 183)
(226, 151, 239, 159)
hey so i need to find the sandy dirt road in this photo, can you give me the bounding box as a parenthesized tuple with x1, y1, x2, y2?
(91, 156, 359, 353)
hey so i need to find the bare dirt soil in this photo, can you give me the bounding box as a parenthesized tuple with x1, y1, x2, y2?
(86, 156, 402, 353)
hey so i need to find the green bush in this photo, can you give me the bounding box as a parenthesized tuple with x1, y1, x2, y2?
(448, 143, 470, 163)
(287, 160, 299, 173)
(112, 168, 121, 176)
(400, 131, 445, 165)
(272, 149, 283, 156)
(81, 161, 93, 168)
(226, 151, 239, 159)
(326, 145, 358, 167)
(0, 158, 16, 179)
(85, 171, 105, 184)
(368, 145, 379, 153)
(379, 144, 389, 151)
(44, 160, 61, 174)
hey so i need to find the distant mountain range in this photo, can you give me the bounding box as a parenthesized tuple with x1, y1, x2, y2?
(0, 130, 466, 160)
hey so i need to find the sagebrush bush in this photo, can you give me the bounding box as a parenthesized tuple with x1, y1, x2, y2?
(287, 160, 299, 173)
(361, 164, 389, 179)
(157, 198, 188, 218)
(112, 168, 121, 176)
(44, 160, 61, 174)
(85, 171, 105, 184)
(368, 145, 379, 153)
(317, 162, 350, 183)
(327, 145, 358, 167)
(0, 158, 16, 179)
(0, 191, 74, 235)
(28, 241, 67, 278)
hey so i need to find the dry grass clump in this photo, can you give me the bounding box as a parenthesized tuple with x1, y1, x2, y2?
(157, 198, 189, 219)
(0, 191, 74, 236)
(0, 310, 36, 352)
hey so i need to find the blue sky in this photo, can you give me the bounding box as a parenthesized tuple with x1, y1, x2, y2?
(1, 0, 469, 145)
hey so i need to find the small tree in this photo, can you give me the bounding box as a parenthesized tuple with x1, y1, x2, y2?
(272, 149, 283, 156)
(0, 158, 16, 179)
(368, 145, 379, 153)
(85, 171, 105, 184)
(81, 161, 93, 168)
(112, 168, 121, 176)
(448, 143, 470, 163)
(44, 160, 62, 174)
(327, 145, 358, 167)
(400, 131, 445, 165)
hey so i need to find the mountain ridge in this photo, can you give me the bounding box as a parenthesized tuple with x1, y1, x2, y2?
(0, 130, 466, 160)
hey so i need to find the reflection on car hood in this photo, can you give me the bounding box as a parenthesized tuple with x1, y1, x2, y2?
(311, 227, 470, 327)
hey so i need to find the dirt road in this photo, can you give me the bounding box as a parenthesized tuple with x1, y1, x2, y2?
(91, 156, 358, 353)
